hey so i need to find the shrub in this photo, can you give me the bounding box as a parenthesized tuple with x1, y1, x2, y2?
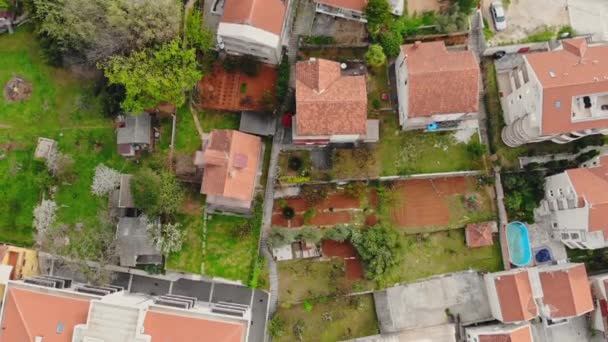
(132, 168, 184, 217)
(351, 224, 400, 279)
(371, 97, 381, 109)
(300, 184, 331, 205)
(365, 44, 387, 67)
(268, 227, 295, 248)
(33, 199, 58, 235)
(282, 206, 295, 219)
(302, 299, 313, 312)
(297, 226, 322, 244)
(323, 225, 353, 242)
(302, 208, 316, 224)
(269, 316, 286, 338)
(288, 156, 303, 171)
(467, 141, 488, 158)
(91, 164, 121, 196)
(276, 58, 290, 103)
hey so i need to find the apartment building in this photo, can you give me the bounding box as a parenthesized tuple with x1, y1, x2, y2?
(535, 156, 608, 249)
(501, 39, 608, 147)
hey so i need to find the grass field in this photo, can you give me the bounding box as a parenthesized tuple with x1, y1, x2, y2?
(379, 229, 503, 286)
(273, 294, 379, 342)
(278, 258, 373, 304)
(0, 28, 132, 245)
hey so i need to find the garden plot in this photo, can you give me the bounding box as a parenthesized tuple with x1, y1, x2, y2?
(388, 176, 497, 232)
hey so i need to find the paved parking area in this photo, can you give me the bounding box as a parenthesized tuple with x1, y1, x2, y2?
(130, 275, 171, 296)
(172, 278, 212, 301)
(483, 0, 569, 46)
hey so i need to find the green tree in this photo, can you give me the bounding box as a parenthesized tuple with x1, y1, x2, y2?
(323, 225, 353, 242)
(29, 0, 181, 64)
(466, 141, 488, 158)
(365, 0, 391, 34)
(131, 168, 184, 217)
(365, 44, 387, 67)
(268, 227, 295, 248)
(378, 29, 403, 57)
(185, 8, 215, 51)
(101, 39, 202, 111)
(297, 226, 322, 244)
(351, 224, 400, 279)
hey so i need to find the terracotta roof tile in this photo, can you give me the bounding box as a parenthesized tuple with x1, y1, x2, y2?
(0, 287, 90, 342)
(494, 270, 538, 322)
(465, 222, 495, 248)
(478, 325, 533, 342)
(401, 41, 480, 117)
(315, 0, 368, 11)
(201, 130, 262, 202)
(566, 159, 608, 234)
(144, 310, 246, 342)
(222, 0, 286, 35)
(295, 58, 367, 136)
(538, 263, 594, 319)
(525, 39, 608, 135)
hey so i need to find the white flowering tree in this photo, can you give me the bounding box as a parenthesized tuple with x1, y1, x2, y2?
(91, 163, 121, 196)
(147, 220, 183, 254)
(33, 199, 58, 236)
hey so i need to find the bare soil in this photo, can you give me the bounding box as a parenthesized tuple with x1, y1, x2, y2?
(4, 76, 33, 102)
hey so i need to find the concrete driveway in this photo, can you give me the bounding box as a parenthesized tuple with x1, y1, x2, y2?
(483, 0, 570, 46)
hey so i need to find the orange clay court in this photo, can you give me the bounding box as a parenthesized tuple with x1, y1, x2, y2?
(390, 177, 468, 229)
(197, 63, 277, 112)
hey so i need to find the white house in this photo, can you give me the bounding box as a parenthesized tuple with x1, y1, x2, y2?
(535, 156, 608, 249)
(217, 0, 287, 65)
(394, 41, 480, 130)
(501, 39, 608, 147)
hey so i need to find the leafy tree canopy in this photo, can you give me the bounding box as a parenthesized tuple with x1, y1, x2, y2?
(101, 39, 202, 112)
(29, 0, 182, 64)
(365, 44, 387, 67)
(131, 167, 185, 217)
(351, 224, 400, 279)
(185, 8, 215, 52)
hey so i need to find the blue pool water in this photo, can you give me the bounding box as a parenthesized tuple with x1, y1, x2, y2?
(506, 221, 532, 267)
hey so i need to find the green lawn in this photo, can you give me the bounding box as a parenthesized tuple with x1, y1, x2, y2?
(0, 28, 132, 245)
(379, 229, 503, 286)
(273, 294, 379, 342)
(278, 258, 373, 304)
(166, 213, 205, 274)
(368, 65, 391, 110)
(204, 213, 260, 283)
(378, 114, 484, 175)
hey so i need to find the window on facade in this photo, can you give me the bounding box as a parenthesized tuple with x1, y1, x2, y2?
(549, 190, 554, 197)
(553, 223, 558, 228)
(571, 233, 580, 240)
(561, 233, 569, 240)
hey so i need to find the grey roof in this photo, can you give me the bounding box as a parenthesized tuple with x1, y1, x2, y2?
(118, 175, 134, 208)
(117, 113, 152, 145)
(239, 111, 276, 136)
(116, 217, 161, 267)
(374, 271, 492, 334)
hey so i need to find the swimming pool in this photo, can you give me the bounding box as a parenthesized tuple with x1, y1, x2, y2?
(506, 221, 532, 267)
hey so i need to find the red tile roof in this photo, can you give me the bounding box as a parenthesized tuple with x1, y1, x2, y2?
(565, 157, 608, 236)
(315, 0, 368, 11)
(494, 270, 538, 322)
(0, 285, 248, 342)
(0, 287, 91, 342)
(538, 263, 594, 319)
(401, 41, 480, 117)
(295, 58, 367, 136)
(465, 222, 495, 248)
(201, 130, 262, 203)
(525, 39, 608, 135)
(144, 310, 246, 342)
(478, 325, 533, 342)
(221, 0, 286, 35)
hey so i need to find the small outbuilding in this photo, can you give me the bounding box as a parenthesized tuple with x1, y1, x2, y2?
(116, 217, 162, 268)
(465, 221, 497, 248)
(117, 113, 153, 157)
(239, 111, 276, 136)
(34, 137, 57, 161)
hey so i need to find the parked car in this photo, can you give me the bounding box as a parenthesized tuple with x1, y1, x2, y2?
(490, 1, 507, 31)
